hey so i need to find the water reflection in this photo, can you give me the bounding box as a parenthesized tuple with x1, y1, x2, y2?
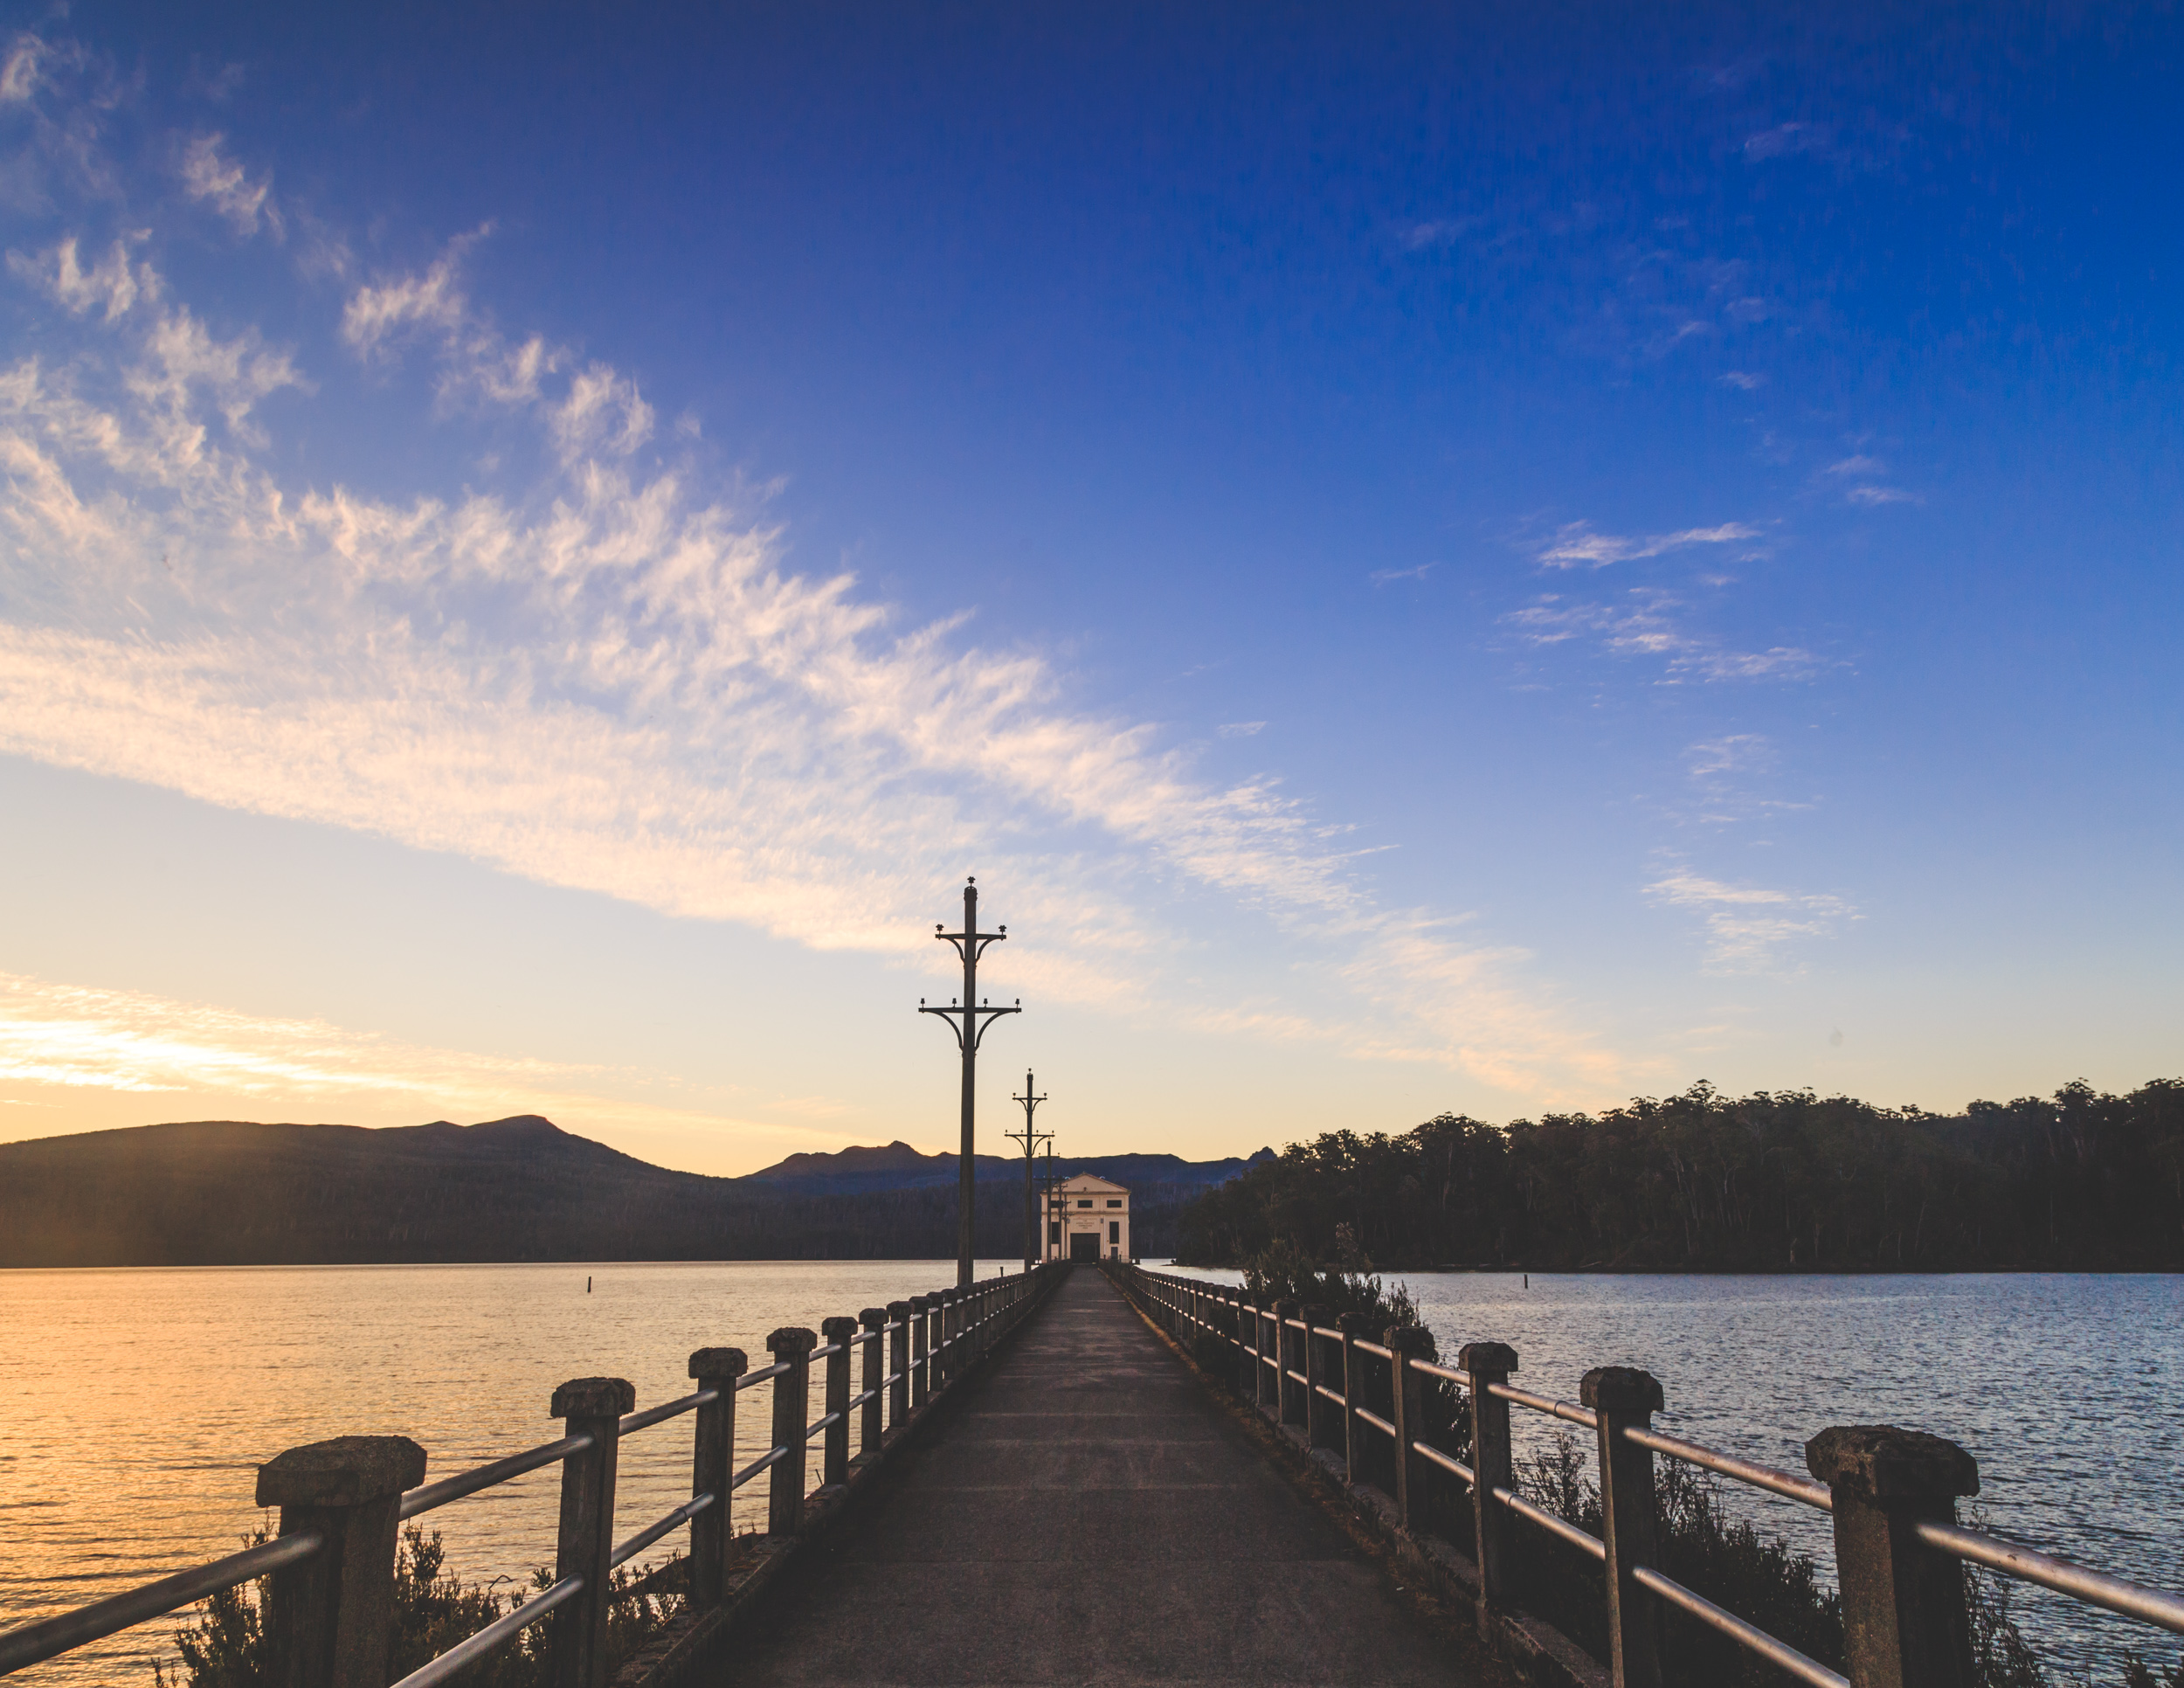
(0, 1260, 1013, 1688)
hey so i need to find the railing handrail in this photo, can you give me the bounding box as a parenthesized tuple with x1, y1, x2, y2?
(399, 1431, 593, 1520)
(1109, 1258, 2184, 1686)
(0, 1531, 324, 1676)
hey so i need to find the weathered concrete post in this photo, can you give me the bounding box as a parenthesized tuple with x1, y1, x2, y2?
(887, 1300, 911, 1425)
(1807, 1426, 1980, 1688)
(257, 1435, 425, 1688)
(1272, 1300, 1303, 1429)
(765, 1329, 816, 1536)
(1250, 1298, 1273, 1412)
(1301, 1304, 1330, 1450)
(687, 1347, 746, 1607)
(1461, 1341, 1520, 1638)
(819, 1317, 857, 1488)
(549, 1376, 635, 1688)
(936, 1289, 957, 1387)
(858, 1309, 887, 1453)
(1386, 1326, 1432, 1529)
(1583, 1366, 1666, 1688)
(909, 1296, 931, 1408)
(1233, 1292, 1254, 1398)
(1336, 1313, 1370, 1485)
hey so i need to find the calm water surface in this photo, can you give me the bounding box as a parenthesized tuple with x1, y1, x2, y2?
(1159, 1268, 2184, 1679)
(0, 1260, 1011, 1688)
(3, 1265, 2178, 1684)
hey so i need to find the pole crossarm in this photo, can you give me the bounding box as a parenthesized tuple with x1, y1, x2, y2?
(917, 998, 1021, 1055)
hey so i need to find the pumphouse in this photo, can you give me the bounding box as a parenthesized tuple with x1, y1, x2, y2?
(1044, 1172, 1129, 1261)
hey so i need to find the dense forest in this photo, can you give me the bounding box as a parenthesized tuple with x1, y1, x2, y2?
(1177, 1079, 2184, 1270)
(0, 1117, 1235, 1266)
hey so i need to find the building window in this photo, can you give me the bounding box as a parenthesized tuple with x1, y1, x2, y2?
(1109, 1221, 1119, 1243)
(1105, 1199, 1123, 1208)
(1047, 1221, 1060, 1243)
(1076, 1199, 1093, 1208)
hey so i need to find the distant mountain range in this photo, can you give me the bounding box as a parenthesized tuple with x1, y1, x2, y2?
(0, 1116, 1272, 1268)
(743, 1138, 1271, 1196)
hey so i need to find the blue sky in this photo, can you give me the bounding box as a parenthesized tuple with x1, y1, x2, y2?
(1, 3, 2177, 1173)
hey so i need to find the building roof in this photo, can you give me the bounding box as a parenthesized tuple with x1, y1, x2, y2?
(1056, 1172, 1128, 1194)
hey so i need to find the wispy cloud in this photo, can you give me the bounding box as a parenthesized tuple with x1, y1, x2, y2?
(1537, 520, 1760, 570)
(1216, 721, 1266, 738)
(5, 234, 152, 320)
(1685, 734, 1773, 778)
(341, 232, 479, 356)
(1371, 563, 1433, 585)
(1845, 484, 1918, 507)
(1502, 592, 1819, 681)
(1645, 868, 1856, 972)
(1720, 370, 1765, 390)
(1825, 454, 1883, 476)
(1743, 121, 1831, 162)
(177, 132, 278, 238)
(1397, 218, 1479, 252)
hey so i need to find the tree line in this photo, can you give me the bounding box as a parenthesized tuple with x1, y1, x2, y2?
(1176, 1079, 2184, 1270)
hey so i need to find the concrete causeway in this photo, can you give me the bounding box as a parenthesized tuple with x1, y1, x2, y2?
(727, 1266, 1476, 1686)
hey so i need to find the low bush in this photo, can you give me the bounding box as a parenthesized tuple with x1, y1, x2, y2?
(155, 1525, 684, 1688)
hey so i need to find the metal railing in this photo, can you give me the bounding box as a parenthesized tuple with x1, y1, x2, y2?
(0, 1263, 1061, 1687)
(1114, 1263, 2184, 1688)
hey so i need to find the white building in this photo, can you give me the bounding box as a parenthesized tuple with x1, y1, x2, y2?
(1044, 1173, 1130, 1261)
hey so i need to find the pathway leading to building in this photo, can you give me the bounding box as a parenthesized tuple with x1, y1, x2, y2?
(725, 1266, 1476, 1686)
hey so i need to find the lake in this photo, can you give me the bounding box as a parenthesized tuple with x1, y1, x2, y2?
(1, 1263, 2177, 1685)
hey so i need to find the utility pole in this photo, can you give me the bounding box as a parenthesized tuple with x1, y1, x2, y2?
(1037, 1141, 1062, 1263)
(1005, 1071, 1051, 1272)
(918, 878, 1020, 1288)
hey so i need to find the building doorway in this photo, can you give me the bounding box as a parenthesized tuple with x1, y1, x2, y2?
(1068, 1231, 1101, 1261)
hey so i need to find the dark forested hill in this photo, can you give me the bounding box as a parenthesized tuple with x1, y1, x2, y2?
(0, 1116, 1262, 1266)
(1177, 1079, 2184, 1271)
(743, 1138, 1269, 1196)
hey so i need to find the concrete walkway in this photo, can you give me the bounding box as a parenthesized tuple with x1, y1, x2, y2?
(726, 1267, 1475, 1686)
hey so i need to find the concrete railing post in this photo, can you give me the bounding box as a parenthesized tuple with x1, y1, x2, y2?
(549, 1376, 635, 1688)
(257, 1435, 425, 1688)
(1301, 1304, 1330, 1450)
(1336, 1313, 1369, 1485)
(687, 1347, 746, 1608)
(1461, 1341, 1519, 1637)
(909, 1295, 931, 1408)
(1807, 1427, 1980, 1688)
(819, 1317, 857, 1488)
(1272, 1300, 1303, 1429)
(858, 1309, 887, 1454)
(1584, 1367, 1666, 1688)
(765, 1328, 815, 1536)
(1386, 1327, 1432, 1529)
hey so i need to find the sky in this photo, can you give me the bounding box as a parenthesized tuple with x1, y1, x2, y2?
(0, 3, 2178, 1175)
